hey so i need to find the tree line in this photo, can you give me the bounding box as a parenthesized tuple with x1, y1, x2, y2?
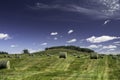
(45, 45, 94, 53)
(0, 51, 8, 54)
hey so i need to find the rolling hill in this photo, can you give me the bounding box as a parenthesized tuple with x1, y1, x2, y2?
(0, 47, 120, 80)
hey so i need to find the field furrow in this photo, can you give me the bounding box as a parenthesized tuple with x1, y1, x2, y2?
(0, 53, 120, 80)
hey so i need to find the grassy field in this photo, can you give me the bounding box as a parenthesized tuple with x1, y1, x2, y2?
(0, 49, 120, 80)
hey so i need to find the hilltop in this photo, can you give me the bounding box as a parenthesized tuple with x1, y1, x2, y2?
(33, 45, 95, 55)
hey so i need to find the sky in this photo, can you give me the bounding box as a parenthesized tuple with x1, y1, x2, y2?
(0, 0, 120, 54)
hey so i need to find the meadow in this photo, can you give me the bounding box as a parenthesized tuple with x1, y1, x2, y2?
(0, 49, 120, 80)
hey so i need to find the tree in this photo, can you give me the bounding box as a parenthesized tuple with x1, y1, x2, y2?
(23, 49, 29, 54)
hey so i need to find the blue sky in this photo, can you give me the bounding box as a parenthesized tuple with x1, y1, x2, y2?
(0, 0, 120, 54)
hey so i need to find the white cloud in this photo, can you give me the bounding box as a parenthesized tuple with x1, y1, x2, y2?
(0, 33, 11, 40)
(103, 45, 117, 49)
(86, 35, 120, 43)
(10, 45, 18, 48)
(88, 44, 102, 49)
(54, 37, 58, 40)
(104, 20, 111, 25)
(68, 30, 74, 34)
(67, 38, 77, 43)
(41, 43, 47, 46)
(50, 32, 58, 36)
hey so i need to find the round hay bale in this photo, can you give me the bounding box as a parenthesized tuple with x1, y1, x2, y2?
(8, 55, 12, 58)
(90, 53, 98, 59)
(4, 55, 7, 58)
(59, 52, 67, 59)
(47, 54, 51, 57)
(15, 55, 21, 59)
(0, 60, 10, 69)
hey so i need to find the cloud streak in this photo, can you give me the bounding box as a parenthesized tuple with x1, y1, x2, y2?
(67, 38, 77, 43)
(41, 43, 48, 46)
(103, 45, 117, 49)
(86, 35, 120, 43)
(28, 0, 120, 20)
(88, 44, 102, 49)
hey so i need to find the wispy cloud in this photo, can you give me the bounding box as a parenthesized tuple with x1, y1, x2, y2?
(88, 44, 102, 49)
(41, 43, 48, 46)
(67, 38, 77, 43)
(29, 3, 104, 19)
(10, 45, 18, 48)
(86, 35, 120, 43)
(50, 32, 58, 36)
(0, 33, 11, 40)
(28, 0, 120, 20)
(108, 49, 115, 51)
(28, 3, 60, 10)
(68, 30, 74, 34)
(103, 45, 117, 49)
(113, 41, 120, 46)
(104, 20, 111, 25)
(114, 41, 120, 44)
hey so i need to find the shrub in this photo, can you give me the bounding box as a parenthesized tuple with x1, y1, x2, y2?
(4, 55, 8, 58)
(0, 60, 10, 69)
(8, 55, 13, 58)
(46, 54, 51, 57)
(29, 54, 34, 57)
(77, 56, 80, 58)
(98, 54, 104, 59)
(112, 55, 117, 59)
(59, 52, 67, 59)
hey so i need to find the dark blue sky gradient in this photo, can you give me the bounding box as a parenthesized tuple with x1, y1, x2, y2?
(0, 0, 120, 53)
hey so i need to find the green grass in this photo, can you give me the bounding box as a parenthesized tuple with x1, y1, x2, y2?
(0, 49, 120, 80)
